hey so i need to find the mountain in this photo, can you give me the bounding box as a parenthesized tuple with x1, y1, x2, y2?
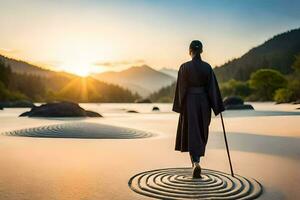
(159, 68, 178, 78)
(214, 28, 300, 82)
(149, 82, 176, 102)
(0, 54, 54, 77)
(92, 65, 176, 97)
(0, 56, 139, 102)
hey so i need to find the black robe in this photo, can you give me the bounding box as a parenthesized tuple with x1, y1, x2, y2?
(172, 57, 225, 156)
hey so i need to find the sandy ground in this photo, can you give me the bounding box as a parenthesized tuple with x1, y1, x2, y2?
(0, 103, 299, 200)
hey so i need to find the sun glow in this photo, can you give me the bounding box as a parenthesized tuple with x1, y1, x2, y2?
(59, 65, 90, 77)
(54, 44, 108, 77)
(58, 58, 93, 77)
(72, 67, 90, 77)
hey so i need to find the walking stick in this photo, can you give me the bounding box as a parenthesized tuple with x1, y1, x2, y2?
(220, 112, 234, 177)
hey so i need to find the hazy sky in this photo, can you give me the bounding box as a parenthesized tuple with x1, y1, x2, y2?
(0, 0, 299, 75)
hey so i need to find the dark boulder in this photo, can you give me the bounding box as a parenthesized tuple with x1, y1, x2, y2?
(85, 110, 103, 117)
(292, 100, 300, 104)
(225, 104, 254, 110)
(0, 100, 35, 108)
(223, 96, 244, 106)
(135, 99, 152, 103)
(223, 96, 254, 110)
(19, 102, 102, 117)
(152, 106, 160, 111)
(127, 110, 139, 113)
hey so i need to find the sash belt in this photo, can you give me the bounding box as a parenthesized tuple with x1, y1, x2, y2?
(188, 87, 206, 94)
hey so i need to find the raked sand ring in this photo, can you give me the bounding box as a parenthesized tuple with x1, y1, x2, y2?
(129, 168, 263, 200)
(2, 122, 153, 139)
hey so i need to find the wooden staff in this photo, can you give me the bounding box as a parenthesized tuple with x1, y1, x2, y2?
(220, 112, 234, 177)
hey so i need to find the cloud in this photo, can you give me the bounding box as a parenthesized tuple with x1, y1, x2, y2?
(94, 59, 145, 68)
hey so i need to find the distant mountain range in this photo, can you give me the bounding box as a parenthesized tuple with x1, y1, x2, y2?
(92, 65, 176, 97)
(214, 28, 300, 82)
(159, 68, 178, 78)
(0, 55, 138, 102)
(0, 54, 177, 98)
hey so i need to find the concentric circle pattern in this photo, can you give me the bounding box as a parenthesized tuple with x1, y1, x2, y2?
(129, 168, 263, 200)
(2, 122, 153, 139)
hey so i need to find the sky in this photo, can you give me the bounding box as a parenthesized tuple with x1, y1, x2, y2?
(0, 0, 300, 76)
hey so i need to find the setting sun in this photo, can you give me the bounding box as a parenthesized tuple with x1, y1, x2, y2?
(57, 55, 94, 77)
(59, 64, 90, 77)
(71, 67, 90, 77)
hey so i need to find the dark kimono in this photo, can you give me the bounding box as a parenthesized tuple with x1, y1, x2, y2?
(172, 57, 225, 157)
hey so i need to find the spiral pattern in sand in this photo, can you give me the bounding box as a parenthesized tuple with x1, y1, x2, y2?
(2, 122, 153, 139)
(129, 168, 263, 200)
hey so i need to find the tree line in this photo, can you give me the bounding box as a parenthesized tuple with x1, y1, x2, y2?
(220, 54, 299, 103)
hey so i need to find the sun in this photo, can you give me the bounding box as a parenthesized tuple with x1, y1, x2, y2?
(72, 67, 90, 77)
(59, 64, 91, 77)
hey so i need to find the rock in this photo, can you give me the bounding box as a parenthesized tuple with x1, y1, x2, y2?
(135, 99, 152, 103)
(152, 106, 160, 111)
(127, 110, 139, 113)
(0, 100, 35, 108)
(225, 104, 254, 110)
(223, 96, 244, 106)
(19, 102, 102, 117)
(292, 100, 300, 104)
(85, 110, 103, 117)
(223, 96, 254, 110)
(0, 106, 3, 110)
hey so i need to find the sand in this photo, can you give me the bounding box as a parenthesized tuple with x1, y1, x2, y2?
(129, 167, 262, 199)
(2, 122, 153, 139)
(0, 103, 299, 199)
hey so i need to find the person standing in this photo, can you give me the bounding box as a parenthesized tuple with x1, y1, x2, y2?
(173, 40, 225, 178)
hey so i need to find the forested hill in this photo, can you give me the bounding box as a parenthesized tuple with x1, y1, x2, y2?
(214, 28, 300, 82)
(0, 54, 53, 77)
(149, 82, 176, 102)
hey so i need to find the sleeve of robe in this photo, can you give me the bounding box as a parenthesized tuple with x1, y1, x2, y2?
(207, 68, 225, 116)
(172, 65, 187, 113)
